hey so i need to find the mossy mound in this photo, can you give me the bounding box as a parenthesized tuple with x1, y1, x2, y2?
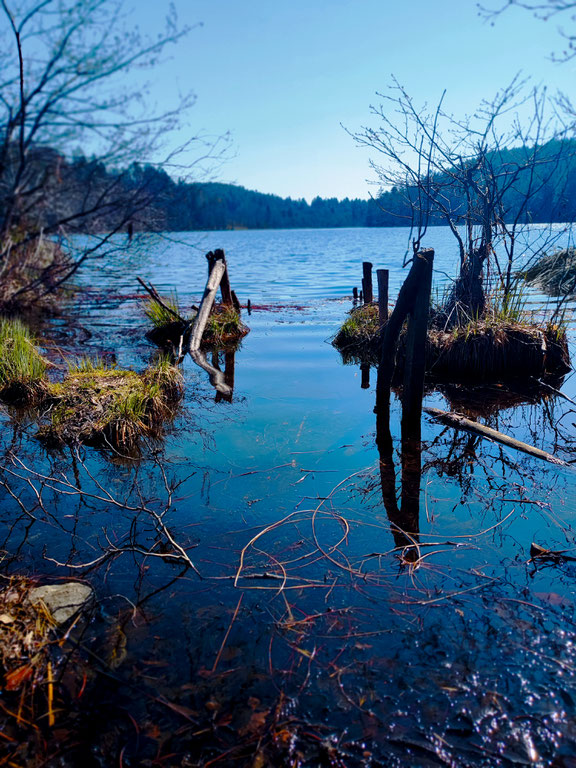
(0, 317, 48, 404)
(202, 304, 250, 347)
(0, 317, 184, 450)
(523, 248, 576, 296)
(332, 303, 381, 364)
(425, 322, 569, 381)
(143, 293, 249, 351)
(333, 305, 570, 382)
(40, 358, 183, 451)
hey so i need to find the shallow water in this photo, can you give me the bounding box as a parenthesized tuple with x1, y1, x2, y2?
(2, 226, 576, 766)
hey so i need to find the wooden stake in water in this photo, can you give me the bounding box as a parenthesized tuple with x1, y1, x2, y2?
(362, 261, 373, 304)
(377, 269, 389, 325)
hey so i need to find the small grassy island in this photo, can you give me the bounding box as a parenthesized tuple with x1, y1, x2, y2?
(144, 292, 249, 351)
(0, 318, 183, 451)
(333, 296, 570, 381)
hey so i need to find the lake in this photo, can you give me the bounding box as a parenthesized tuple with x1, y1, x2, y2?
(2, 226, 576, 766)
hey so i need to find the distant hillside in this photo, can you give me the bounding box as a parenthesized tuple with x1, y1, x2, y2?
(162, 182, 374, 230)
(4, 141, 576, 235)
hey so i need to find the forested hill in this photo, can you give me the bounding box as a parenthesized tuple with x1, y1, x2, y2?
(74, 138, 576, 230)
(163, 182, 376, 230)
(7, 141, 576, 235)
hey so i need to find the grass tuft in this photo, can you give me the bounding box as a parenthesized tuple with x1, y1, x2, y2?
(0, 317, 47, 402)
(332, 303, 380, 349)
(143, 291, 182, 329)
(203, 305, 249, 346)
(42, 355, 183, 452)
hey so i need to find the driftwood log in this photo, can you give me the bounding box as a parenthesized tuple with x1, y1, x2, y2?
(187, 252, 232, 397)
(424, 407, 570, 467)
(189, 256, 227, 352)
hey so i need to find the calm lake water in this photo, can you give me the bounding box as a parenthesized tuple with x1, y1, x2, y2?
(3, 226, 576, 766)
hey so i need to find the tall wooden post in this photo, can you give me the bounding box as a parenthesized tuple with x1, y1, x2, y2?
(362, 261, 373, 304)
(377, 269, 389, 325)
(375, 249, 434, 420)
(401, 250, 434, 433)
(213, 248, 233, 306)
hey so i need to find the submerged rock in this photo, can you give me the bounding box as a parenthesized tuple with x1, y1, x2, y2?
(28, 582, 93, 624)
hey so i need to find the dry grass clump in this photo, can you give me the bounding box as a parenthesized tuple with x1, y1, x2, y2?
(144, 291, 249, 350)
(0, 577, 92, 748)
(332, 303, 381, 362)
(332, 296, 570, 382)
(0, 231, 73, 312)
(0, 317, 48, 404)
(203, 304, 249, 347)
(523, 247, 576, 296)
(41, 356, 183, 451)
(0, 576, 57, 732)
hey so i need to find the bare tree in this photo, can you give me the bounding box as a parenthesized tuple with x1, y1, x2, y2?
(482, 1, 576, 62)
(0, 0, 222, 309)
(354, 78, 573, 326)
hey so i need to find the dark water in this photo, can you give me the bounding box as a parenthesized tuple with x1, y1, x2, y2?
(2, 226, 576, 766)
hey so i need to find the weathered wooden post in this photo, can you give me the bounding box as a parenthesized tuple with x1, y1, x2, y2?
(375, 249, 434, 425)
(402, 250, 434, 432)
(188, 250, 232, 397)
(189, 252, 227, 352)
(353, 286, 358, 302)
(377, 269, 389, 325)
(213, 248, 233, 306)
(362, 261, 373, 304)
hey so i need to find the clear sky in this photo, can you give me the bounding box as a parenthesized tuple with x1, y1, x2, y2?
(134, 0, 576, 201)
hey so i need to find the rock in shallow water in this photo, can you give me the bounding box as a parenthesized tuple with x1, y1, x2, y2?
(28, 582, 93, 624)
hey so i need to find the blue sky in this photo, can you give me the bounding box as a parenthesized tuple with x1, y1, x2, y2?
(136, 0, 576, 201)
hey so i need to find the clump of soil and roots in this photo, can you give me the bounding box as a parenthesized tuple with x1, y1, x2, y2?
(0, 318, 183, 451)
(143, 292, 249, 351)
(523, 247, 576, 296)
(40, 355, 183, 450)
(333, 294, 570, 382)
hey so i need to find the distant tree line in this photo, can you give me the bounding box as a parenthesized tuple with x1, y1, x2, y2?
(5, 140, 576, 236)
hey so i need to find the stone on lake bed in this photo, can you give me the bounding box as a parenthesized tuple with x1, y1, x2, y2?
(28, 582, 93, 624)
